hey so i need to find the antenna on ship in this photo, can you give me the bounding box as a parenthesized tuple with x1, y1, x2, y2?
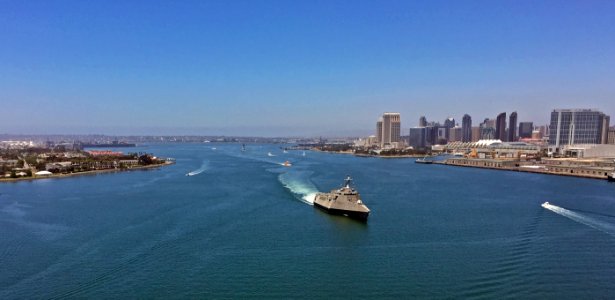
(344, 175, 353, 188)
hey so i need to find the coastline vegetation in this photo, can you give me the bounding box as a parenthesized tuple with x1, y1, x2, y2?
(313, 144, 430, 157)
(0, 147, 171, 182)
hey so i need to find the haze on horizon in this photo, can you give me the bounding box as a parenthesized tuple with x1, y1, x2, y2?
(1, 1, 615, 137)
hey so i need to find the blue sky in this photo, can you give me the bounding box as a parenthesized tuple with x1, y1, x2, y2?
(1, 0, 615, 136)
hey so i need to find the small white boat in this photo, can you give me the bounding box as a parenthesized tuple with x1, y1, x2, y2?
(282, 161, 292, 167)
(283, 150, 288, 154)
(268, 152, 275, 157)
(302, 151, 306, 157)
(541, 201, 550, 208)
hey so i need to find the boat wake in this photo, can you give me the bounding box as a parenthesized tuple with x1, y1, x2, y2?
(542, 202, 615, 236)
(278, 170, 319, 205)
(186, 160, 209, 176)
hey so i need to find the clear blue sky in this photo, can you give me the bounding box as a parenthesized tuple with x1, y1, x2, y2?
(1, 0, 614, 136)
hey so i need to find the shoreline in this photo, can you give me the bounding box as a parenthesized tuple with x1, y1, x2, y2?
(0, 161, 174, 183)
(312, 149, 427, 158)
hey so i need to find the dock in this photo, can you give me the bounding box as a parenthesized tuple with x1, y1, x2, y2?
(434, 157, 613, 180)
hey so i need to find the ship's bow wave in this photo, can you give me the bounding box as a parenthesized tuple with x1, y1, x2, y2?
(278, 170, 318, 205)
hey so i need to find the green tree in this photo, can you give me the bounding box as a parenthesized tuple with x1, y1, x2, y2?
(138, 154, 153, 165)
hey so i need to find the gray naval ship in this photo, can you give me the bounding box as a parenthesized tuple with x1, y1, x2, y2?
(314, 176, 370, 221)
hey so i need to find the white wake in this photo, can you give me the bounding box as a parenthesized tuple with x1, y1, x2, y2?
(186, 160, 209, 176)
(278, 171, 319, 205)
(542, 202, 615, 236)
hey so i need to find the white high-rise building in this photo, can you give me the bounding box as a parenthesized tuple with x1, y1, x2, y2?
(376, 112, 401, 148)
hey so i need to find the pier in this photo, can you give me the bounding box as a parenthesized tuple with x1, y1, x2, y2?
(434, 158, 614, 180)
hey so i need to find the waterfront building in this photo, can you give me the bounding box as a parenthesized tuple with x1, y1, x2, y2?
(609, 127, 615, 145)
(377, 113, 401, 148)
(549, 109, 610, 154)
(508, 112, 518, 142)
(462, 114, 472, 142)
(561, 144, 615, 158)
(495, 112, 507, 142)
(445, 140, 541, 158)
(519, 122, 533, 138)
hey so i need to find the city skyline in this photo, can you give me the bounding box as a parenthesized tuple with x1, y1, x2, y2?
(2, 1, 615, 136)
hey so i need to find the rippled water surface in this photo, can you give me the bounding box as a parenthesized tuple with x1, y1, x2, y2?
(1, 143, 614, 299)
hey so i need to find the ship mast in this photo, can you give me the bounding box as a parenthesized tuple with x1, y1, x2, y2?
(343, 175, 353, 188)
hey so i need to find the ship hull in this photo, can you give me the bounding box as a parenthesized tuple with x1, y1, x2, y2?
(313, 201, 369, 221)
(608, 175, 615, 182)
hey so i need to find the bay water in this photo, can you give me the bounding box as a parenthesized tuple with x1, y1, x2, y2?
(1, 143, 614, 298)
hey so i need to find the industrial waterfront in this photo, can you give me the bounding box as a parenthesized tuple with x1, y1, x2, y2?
(1, 143, 614, 298)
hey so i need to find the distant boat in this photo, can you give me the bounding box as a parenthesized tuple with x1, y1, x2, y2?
(302, 151, 306, 157)
(415, 156, 432, 164)
(283, 149, 288, 154)
(608, 172, 615, 182)
(268, 152, 275, 157)
(282, 161, 292, 167)
(241, 144, 246, 152)
(211, 147, 217, 150)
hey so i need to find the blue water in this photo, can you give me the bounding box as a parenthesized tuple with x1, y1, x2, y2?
(1, 143, 614, 299)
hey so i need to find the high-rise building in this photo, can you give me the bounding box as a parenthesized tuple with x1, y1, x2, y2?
(508, 112, 518, 142)
(602, 115, 611, 144)
(537, 125, 549, 139)
(549, 109, 610, 154)
(424, 126, 436, 146)
(376, 119, 383, 145)
(480, 118, 496, 140)
(495, 112, 507, 141)
(377, 113, 401, 148)
(419, 116, 427, 127)
(409, 127, 426, 148)
(608, 127, 615, 145)
(518, 122, 534, 138)
(443, 117, 455, 141)
(462, 114, 472, 142)
(448, 126, 462, 142)
(437, 127, 447, 144)
(471, 126, 481, 142)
